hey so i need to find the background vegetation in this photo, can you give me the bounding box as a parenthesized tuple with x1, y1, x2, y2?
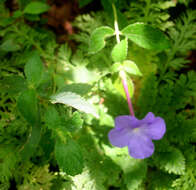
(0, 0, 196, 189)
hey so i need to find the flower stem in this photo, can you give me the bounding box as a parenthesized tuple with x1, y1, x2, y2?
(112, 3, 135, 116)
(120, 71, 135, 116)
(112, 3, 120, 43)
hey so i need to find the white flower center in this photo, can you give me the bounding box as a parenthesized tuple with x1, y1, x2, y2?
(133, 127, 140, 133)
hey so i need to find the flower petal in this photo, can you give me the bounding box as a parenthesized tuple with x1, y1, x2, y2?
(140, 117, 166, 140)
(115, 115, 139, 130)
(128, 134, 154, 159)
(108, 128, 131, 148)
(141, 112, 155, 124)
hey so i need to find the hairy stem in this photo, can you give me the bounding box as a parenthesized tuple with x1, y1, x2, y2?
(112, 3, 135, 116)
(112, 3, 120, 43)
(120, 71, 135, 116)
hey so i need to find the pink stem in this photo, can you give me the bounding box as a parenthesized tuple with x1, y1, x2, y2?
(120, 72, 135, 116)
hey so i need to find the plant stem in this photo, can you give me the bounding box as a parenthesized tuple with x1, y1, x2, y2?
(112, 3, 120, 43)
(112, 3, 135, 116)
(120, 71, 135, 116)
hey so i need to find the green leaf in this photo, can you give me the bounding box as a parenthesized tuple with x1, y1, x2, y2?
(111, 38, 128, 62)
(0, 39, 20, 52)
(44, 106, 61, 130)
(23, 2, 50, 14)
(50, 92, 98, 118)
(121, 23, 171, 50)
(71, 66, 100, 83)
(79, 0, 93, 7)
(13, 10, 23, 18)
(21, 125, 41, 160)
(89, 26, 115, 53)
(59, 83, 92, 96)
(103, 146, 147, 190)
(17, 89, 39, 126)
(123, 60, 142, 76)
(63, 112, 83, 132)
(24, 52, 44, 88)
(55, 138, 84, 176)
(154, 147, 185, 175)
(0, 76, 27, 95)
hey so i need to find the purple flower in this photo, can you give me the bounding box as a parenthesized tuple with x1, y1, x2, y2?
(108, 112, 166, 159)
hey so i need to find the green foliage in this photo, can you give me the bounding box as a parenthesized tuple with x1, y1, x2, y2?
(16, 164, 54, 190)
(121, 23, 171, 50)
(104, 146, 147, 190)
(153, 147, 186, 175)
(125, 0, 176, 31)
(123, 60, 142, 76)
(111, 38, 128, 62)
(79, 0, 94, 8)
(89, 26, 115, 53)
(44, 106, 61, 130)
(0, 76, 27, 95)
(24, 52, 44, 88)
(23, 1, 50, 15)
(0, 0, 196, 189)
(55, 138, 84, 176)
(17, 89, 39, 126)
(0, 39, 21, 52)
(50, 92, 98, 118)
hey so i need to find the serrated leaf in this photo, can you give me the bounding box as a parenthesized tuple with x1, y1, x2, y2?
(121, 23, 170, 50)
(24, 52, 44, 88)
(50, 92, 98, 118)
(17, 89, 39, 126)
(59, 83, 92, 96)
(111, 38, 128, 62)
(21, 125, 41, 160)
(55, 138, 84, 176)
(0, 76, 27, 95)
(23, 2, 50, 14)
(154, 148, 185, 175)
(89, 26, 115, 53)
(123, 60, 142, 76)
(44, 106, 61, 129)
(63, 111, 83, 132)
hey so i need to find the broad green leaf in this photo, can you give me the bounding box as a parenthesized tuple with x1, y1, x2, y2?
(23, 2, 50, 14)
(111, 38, 128, 62)
(44, 106, 61, 129)
(50, 92, 98, 118)
(0, 39, 20, 52)
(59, 83, 92, 96)
(24, 52, 44, 88)
(55, 138, 84, 176)
(71, 66, 100, 83)
(0, 76, 27, 95)
(89, 26, 115, 53)
(63, 111, 83, 132)
(21, 125, 41, 160)
(121, 23, 170, 50)
(123, 60, 142, 76)
(17, 89, 39, 126)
